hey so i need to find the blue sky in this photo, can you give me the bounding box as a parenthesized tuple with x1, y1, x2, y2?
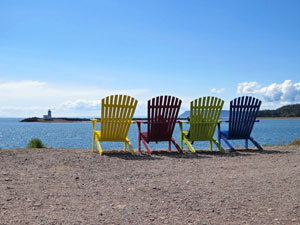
(0, 0, 299, 117)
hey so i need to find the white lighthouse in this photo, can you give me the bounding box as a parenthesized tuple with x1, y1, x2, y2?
(43, 109, 52, 120)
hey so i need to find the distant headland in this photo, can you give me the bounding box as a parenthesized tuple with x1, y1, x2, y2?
(257, 104, 300, 117)
(179, 103, 300, 119)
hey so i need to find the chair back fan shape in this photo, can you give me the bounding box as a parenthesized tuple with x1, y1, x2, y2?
(228, 96, 261, 139)
(189, 96, 224, 141)
(91, 94, 137, 155)
(217, 96, 263, 151)
(100, 95, 137, 141)
(147, 96, 181, 141)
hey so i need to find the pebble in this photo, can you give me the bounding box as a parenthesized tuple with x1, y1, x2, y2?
(117, 204, 126, 209)
(33, 203, 42, 207)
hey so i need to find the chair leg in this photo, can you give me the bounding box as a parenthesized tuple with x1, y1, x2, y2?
(124, 142, 127, 152)
(168, 141, 171, 151)
(126, 138, 135, 155)
(183, 136, 196, 153)
(92, 133, 95, 152)
(245, 139, 248, 150)
(141, 137, 152, 155)
(138, 133, 141, 152)
(180, 132, 183, 149)
(137, 122, 142, 152)
(95, 137, 103, 155)
(212, 137, 225, 153)
(171, 137, 183, 153)
(249, 136, 263, 150)
(220, 135, 236, 152)
(179, 123, 183, 149)
(209, 141, 212, 151)
(217, 123, 221, 145)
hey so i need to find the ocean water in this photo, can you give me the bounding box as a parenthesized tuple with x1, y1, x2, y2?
(0, 118, 300, 150)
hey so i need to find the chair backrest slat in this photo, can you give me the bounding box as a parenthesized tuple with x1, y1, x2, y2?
(228, 96, 261, 138)
(147, 96, 182, 141)
(189, 96, 224, 141)
(101, 95, 137, 141)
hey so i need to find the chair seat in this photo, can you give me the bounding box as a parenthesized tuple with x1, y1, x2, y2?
(220, 131, 229, 137)
(141, 132, 173, 142)
(95, 131, 128, 142)
(220, 130, 251, 140)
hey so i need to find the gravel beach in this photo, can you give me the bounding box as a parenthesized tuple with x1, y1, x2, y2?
(1, 146, 300, 224)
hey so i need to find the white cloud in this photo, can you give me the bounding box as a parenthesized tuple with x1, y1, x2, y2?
(237, 80, 300, 104)
(210, 88, 225, 94)
(56, 99, 102, 111)
(0, 80, 150, 117)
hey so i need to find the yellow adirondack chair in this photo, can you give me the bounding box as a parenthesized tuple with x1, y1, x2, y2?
(179, 96, 225, 153)
(91, 95, 138, 155)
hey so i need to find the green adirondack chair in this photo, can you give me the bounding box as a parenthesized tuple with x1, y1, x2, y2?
(179, 96, 225, 153)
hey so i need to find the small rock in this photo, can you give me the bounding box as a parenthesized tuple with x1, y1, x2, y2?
(116, 204, 126, 209)
(4, 178, 12, 181)
(75, 177, 79, 180)
(268, 208, 275, 212)
(291, 219, 297, 222)
(33, 203, 42, 207)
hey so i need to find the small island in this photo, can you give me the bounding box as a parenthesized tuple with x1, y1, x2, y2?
(20, 117, 92, 123)
(20, 109, 92, 123)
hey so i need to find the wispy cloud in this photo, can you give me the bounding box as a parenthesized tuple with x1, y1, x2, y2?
(0, 80, 150, 117)
(210, 88, 225, 94)
(237, 80, 300, 105)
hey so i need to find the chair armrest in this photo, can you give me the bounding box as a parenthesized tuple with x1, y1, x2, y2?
(90, 119, 101, 123)
(136, 120, 147, 133)
(178, 120, 189, 124)
(135, 120, 147, 124)
(131, 120, 136, 124)
(91, 119, 100, 131)
(178, 120, 189, 133)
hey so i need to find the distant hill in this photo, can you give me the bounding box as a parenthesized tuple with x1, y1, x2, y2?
(180, 104, 300, 118)
(179, 110, 230, 119)
(258, 104, 300, 117)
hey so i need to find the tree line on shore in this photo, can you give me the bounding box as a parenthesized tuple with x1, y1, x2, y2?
(258, 104, 300, 117)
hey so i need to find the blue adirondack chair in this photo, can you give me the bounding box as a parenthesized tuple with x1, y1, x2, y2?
(218, 96, 263, 151)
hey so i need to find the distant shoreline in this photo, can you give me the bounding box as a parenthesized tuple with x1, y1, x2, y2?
(19, 116, 300, 123)
(20, 117, 91, 123)
(257, 117, 300, 120)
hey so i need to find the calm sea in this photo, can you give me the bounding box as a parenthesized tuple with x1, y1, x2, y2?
(0, 118, 300, 150)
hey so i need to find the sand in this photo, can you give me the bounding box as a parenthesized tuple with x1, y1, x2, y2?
(1, 146, 300, 224)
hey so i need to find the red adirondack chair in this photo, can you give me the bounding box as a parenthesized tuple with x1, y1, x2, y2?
(136, 95, 182, 154)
